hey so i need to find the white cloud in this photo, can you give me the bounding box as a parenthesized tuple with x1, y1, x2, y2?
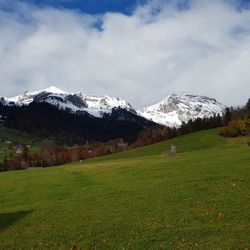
(0, 0, 250, 108)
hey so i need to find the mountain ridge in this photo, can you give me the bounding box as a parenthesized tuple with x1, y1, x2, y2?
(1, 87, 226, 127)
(1, 86, 135, 118)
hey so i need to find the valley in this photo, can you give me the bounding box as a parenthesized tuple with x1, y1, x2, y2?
(1, 1, 250, 249)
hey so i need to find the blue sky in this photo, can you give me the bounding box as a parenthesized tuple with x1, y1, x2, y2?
(1, 0, 250, 16)
(0, 0, 250, 107)
(25, 0, 250, 11)
(10, 0, 250, 14)
(10, 0, 149, 14)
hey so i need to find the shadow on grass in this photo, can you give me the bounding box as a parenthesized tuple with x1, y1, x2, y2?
(0, 210, 33, 231)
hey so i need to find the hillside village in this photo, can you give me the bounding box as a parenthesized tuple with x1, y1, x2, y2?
(0, 128, 38, 162)
(0, 139, 30, 155)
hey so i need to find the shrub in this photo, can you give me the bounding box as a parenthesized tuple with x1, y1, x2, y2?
(219, 127, 238, 137)
(229, 120, 247, 135)
(219, 119, 250, 137)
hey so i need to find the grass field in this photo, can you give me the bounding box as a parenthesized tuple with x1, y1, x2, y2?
(0, 129, 249, 249)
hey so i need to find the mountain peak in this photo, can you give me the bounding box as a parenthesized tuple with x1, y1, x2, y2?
(42, 86, 67, 94)
(138, 93, 226, 127)
(162, 93, 219, 105)
(2, 86, 135, 118)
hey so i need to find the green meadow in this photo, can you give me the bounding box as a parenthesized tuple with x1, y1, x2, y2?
(0, 129, 249, 249)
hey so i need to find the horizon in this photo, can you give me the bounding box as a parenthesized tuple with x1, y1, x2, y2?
(1, 0, 250, 108)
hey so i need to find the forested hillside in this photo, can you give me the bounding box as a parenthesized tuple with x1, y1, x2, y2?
(0, 102, 155, 145)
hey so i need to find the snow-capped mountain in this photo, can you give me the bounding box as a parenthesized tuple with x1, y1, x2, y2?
(138, 93, 226, 127)
(0, 86, 155, 143)
(1, 86, 135, 118)
(1, 88, 226, 128)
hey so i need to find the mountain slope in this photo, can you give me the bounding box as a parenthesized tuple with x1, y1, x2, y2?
(0, 102, 155, 144)
(138, 93, 226, 127)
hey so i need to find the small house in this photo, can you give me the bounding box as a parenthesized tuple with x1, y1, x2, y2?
(16, 149, 23, 154)
(118, 143, 128, 150)
(14, 144, 24, 154)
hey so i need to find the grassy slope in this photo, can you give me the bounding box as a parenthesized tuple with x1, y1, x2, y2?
(0, 129, 249, 249)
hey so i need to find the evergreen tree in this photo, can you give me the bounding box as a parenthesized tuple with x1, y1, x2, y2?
(1, 156, 9, 171)
(223, 107, 232, 126)
(22, 145, 29, 159)
(246, 98, 250, 113)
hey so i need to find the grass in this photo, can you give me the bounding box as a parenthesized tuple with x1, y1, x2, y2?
(0, 129, 249, 249)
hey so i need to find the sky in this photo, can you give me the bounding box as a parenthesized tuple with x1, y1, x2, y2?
(0, 0, 250, 109)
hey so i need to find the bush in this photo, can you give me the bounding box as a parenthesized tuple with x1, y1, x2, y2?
(219, 119, 250, 137)
(219, 127, 238, 137)
(229, 120, 247, 135)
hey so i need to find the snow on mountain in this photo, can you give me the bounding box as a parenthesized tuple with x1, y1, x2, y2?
(4, 86, 66, 106)
(1, 88, 226, 127)
(1, 86, 135, 118)
(138, 93, 226, 127)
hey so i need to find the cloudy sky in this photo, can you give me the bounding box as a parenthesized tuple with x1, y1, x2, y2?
(0, 0, 250, 108)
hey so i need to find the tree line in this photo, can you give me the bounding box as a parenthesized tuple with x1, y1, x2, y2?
(0, 138, 128, 171)
(0, 113, 225, 172)
(219, 98, 250, 137)
(131, 115, 223, 148)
